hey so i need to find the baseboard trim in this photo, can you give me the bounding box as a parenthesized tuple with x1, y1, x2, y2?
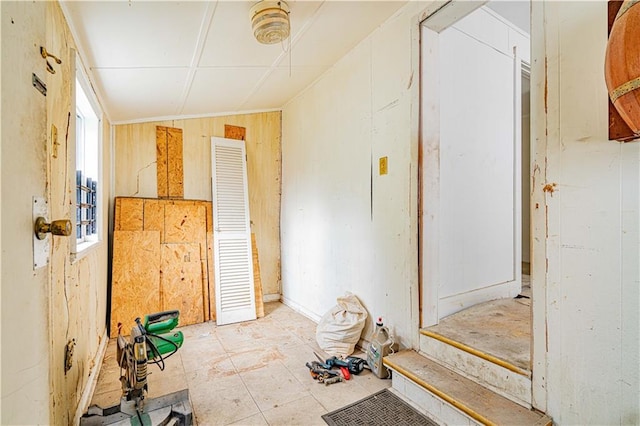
(280, 295, 321, 322)
(73, 329, 109, 425)
(262, 293, 281, 303)
(438, 280, 521, 319)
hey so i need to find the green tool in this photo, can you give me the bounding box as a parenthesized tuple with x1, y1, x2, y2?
(143, 311, 184, 360)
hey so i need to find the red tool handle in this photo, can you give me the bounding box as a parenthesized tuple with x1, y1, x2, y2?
(340, 367, 351, 380)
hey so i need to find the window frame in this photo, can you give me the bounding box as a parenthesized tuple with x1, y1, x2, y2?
(71, 52, 103, 259)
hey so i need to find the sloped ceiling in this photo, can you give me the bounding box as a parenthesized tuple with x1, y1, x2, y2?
(61, 1, 408, 124)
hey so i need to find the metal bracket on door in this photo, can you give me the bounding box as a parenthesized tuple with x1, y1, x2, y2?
(33, 197, 49, 269)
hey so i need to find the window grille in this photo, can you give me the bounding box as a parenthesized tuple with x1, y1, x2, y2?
(76, 171, 97, 239)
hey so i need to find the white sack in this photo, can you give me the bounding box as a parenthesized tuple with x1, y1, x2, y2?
(316, 293, 368, 357)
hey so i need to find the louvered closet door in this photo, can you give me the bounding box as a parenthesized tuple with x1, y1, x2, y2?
(211, 137, 256, 325)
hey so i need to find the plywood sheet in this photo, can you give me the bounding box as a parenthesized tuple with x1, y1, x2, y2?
(161, 243, 204, 326)
(115, 198, 144, 231)
(111, 231, 161, 337)
(252, 233, 265, 318)
(156, 126, 169, 198)
(200, 243, 210, 322)
(207, 231, 216, 321)
(167, 127, 184, 198)
(225, 124, 246, 140)
(143, 199, 165, 241)
(115, 112, 282, 296)
(204, 201, 213, 233)
(164, 203, 206, 243)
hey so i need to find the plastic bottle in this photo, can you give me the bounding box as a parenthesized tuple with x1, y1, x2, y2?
(367, 317, 393, 379)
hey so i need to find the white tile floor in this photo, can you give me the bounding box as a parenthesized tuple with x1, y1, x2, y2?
(91, 302, 391, 425)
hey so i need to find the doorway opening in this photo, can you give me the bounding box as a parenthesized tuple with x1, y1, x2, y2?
(418, 0, 534, 407)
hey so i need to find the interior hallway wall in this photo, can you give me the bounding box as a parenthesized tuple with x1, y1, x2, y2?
(1, 2, 111, 424)
(113, 112, 282, 296)
(281, 2, 425, 346)
(531, 1, 639, 422)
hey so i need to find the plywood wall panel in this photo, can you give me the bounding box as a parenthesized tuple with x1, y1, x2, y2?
(161, 243, 204, 326)
(204, 202, 213, 233)
(115, 120, 172, 199)
(164, 203, 206, 243)
(200, 244, 210, 322)
(114, 112, 282, 297)
(35, 7, 114, 421)
(207, 231, 216, 321)
(115, 198, 144, 230)
(167, 127, 184, 198)
(225, 124, 247, 140)
(143, 199, 165, 240)
(156, 126, 169, 197)
(111, 231, 161, 338)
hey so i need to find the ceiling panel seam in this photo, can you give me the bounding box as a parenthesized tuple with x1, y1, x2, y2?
(238, 1, 326, 110)
(176, 0, 220, 116)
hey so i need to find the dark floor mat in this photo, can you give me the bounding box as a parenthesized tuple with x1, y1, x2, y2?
(322, 389, 438, 426)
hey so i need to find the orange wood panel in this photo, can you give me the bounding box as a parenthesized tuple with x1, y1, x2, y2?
(161, 243, 204, 326)
(110, 231, 161, 337)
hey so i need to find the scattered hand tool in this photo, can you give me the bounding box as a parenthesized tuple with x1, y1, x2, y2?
(339, 366, 351, 380)
(314, 352, 366, 375)
(324, 376, 343, 386)
(306, 361, 339, 383)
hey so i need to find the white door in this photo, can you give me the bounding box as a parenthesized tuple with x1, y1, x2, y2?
(422, 7, 526, 323)
(211, 137, 256, 325)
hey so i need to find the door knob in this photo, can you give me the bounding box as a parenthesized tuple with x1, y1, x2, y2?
(34, 217, 72, 240)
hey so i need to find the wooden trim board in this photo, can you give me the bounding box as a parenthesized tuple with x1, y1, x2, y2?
(252, 233, 265, 318)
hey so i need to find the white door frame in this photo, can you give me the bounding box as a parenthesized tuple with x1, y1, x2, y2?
(420, 4, 526, 326)
(414, 0, 545, 413)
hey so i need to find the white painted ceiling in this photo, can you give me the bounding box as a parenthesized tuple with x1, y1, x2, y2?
(61, 1, 407, 124)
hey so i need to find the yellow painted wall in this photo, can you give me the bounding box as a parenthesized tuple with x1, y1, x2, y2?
(114, 112, 282, 296)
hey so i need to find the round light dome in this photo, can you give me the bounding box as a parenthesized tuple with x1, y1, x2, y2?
(250, 1, 290, 45)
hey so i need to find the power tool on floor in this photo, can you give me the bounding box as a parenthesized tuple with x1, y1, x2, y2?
(81, 310, 193, 426)
(313, 352, 366, 375)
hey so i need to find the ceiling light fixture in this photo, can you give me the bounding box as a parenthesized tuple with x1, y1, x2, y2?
(250, 0, 290, 45)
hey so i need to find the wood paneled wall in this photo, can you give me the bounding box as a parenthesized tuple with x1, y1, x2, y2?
(41, 3, 111, 424)
(114, 112, 282, 296)
(112, 198, 213, 337)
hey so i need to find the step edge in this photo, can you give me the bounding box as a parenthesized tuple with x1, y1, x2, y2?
(419, 336, 532, 407)
(421, 330, 531, 377)
(417, 348, 532, 409)
(384, 356, 498, 426)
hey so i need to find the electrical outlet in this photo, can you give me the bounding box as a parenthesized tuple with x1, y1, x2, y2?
(379, 156, 388, 175)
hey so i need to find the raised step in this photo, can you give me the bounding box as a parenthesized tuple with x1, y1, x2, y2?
(420, 330, 531, 407)
(384, 350, 551, 426)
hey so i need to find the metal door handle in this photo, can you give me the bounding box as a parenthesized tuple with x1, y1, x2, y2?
(35, 217, 72, 240)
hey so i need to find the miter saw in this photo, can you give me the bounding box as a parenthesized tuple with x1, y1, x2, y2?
(81, 310, 192, 426)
